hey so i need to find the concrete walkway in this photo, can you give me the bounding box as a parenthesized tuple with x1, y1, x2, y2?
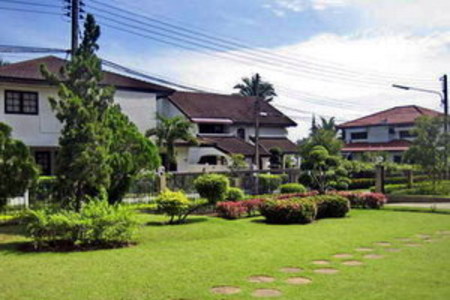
(386, 203, 450, 209)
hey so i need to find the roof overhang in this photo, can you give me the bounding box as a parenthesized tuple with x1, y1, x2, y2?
(191, 118, 234, 124)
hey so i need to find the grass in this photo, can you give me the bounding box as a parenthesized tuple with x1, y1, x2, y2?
(1, 210, 450, 299)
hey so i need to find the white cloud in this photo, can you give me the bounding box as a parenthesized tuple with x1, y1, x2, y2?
(104, 30, 450, 141)
(265, 0, 349, 15)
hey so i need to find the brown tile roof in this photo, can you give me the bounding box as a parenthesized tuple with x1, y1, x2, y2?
(342, 140, 411, 152)
(0, 56, 174, 93)
(167, 91, 297, 127)
(259, 137, 298, 154)
(199, 136, 270, 157)
(337, 105, 442, 129)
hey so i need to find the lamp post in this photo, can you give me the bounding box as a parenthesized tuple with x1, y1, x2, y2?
(392, 75, 449, 178)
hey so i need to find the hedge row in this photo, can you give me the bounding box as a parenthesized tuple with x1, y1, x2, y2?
(349, 175, 429, 189)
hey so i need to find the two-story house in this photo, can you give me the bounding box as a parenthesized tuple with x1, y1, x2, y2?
(158, 92, 298, 172)
(0, 56, 174, 175)
(337, 105, 442, 162)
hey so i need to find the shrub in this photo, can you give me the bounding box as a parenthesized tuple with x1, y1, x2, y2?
(259, 198, 317, 224)
(309, 195, 350, 219)
(156, 190, 207, 224)
(24, 199, 138, 250)
(276, 191, 319, 200)
(216, 202, 247, 219)
(240, 198, 264, 217)
(226, 187, 245, 201)
(334, 192, 386, 209)
(258, 174, 282, 194)
(280, 183, 307, 194)
(194, 174, 229, 203)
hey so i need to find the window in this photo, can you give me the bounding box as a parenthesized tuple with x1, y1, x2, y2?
(350, 132, 368, 140)
(399, 130, 416, 139)
(198, 155, 218, 165)
(393, 155, 402, 164)
(34, 151, 51, 175)
(237, 128, 246, 139)
(389, 127, 395, 134)
(199, 124, 225, 134)
(5, 90, 38, 115)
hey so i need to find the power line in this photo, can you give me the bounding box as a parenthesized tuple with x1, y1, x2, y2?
(88, 0, 435, 85)
(0, 6, 63, 15)
(0, 0, 60, 9)
(0, 44, 68, 53)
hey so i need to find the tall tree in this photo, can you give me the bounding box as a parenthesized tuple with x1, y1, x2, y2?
(318, 116, 336, 132)
(233, 73, 277, 102)
(0, 122, 38, 208)
(146, 114, 197, 171)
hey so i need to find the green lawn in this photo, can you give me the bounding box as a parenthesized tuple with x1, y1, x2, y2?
(1, 210, 450, 300)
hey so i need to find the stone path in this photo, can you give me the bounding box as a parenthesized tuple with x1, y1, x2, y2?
(210, 228, 449, 297)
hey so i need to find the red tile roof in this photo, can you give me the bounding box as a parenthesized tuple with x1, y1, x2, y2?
(168, 91, 297, 127)
(337, 105, 442, 129)
(342, 140, 411, 152)
(199, 136, 270, 157)
(0, 56, 174, 93)
(258, 137, 298, 154)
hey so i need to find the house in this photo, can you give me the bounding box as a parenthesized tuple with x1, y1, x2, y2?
(158, 91, 298, 172)
(0, 56, 174, 175)
(337, 105, 442, 162)
(0, 56, 298, 174)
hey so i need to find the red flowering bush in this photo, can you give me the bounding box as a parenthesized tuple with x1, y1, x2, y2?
(241, 198, 264, 217)
(259, 198, 317, 224)
(307, 195, 350, 219)
(216, 201, 247, 219)
(332, 191, 386, 209)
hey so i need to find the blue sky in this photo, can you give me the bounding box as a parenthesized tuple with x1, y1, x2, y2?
(0, 0, 449, 139)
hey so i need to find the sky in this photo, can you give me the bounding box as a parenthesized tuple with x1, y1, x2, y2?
(0, 0, 449, 140)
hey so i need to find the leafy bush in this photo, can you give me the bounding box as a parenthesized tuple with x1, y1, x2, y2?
(259, 198, 317, 224)
(226, 187, 245, 201)
(280, 183, 307, 194)
(334, 192, 386, 209)
(240, 198, 264, 217)
(309, 195, 350, 219)
(216, 202, 247, 219)
(276, 191, 319, 200)
(24, 199, 138, 250)
(258, 174, 282, 194)
(194, 174, 229, 203)
(156, 190, 207, 224)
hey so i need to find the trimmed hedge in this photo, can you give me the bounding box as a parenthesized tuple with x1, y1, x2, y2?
(280, 183, 307, 194)
(259, 198, 317, 224)
(257, 174, 282, 194)
(309, 195, 350, 219)
(216, 202, 247, 219)
(349, 175, 429, 190)
(226, 187, 245, 201)
(194, 174, 229, 203)
(334, 192, 386, 209)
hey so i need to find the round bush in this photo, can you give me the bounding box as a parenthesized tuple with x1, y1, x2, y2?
(258, 174, 282, 194)
(226, 187, 245, 201)
(280, 183, 307, 194)
(194, 174, 229, 203)
(259, 198, 317, 224)
(156, 190, 190, 217)
(309, 195, 350, 219)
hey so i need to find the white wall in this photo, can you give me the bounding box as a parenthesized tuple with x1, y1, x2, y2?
(344, 125, 416, 143)
(0, 83, 159, 147)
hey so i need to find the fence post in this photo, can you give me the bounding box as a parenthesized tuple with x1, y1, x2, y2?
(375, 165, 385, 194)
(406, 170, 413, 189)
(24, 189, 29, 208)
(157, 166, 167, 193)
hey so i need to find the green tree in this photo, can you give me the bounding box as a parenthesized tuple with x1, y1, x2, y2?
(146, 114, 197, 171)
(404, 116, 448, 187)
(318, 116, 337, 132)
(233, 73, 277, 102)
(41, 15, 115, 211)
(300, 145, 349, 194)
(269, 147, 283, 169)
(299, 128, 343, 157)
(107, 106, 160, 204)
(0, 122, 38, 208)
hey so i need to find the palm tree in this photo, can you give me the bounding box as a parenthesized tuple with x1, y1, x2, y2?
(233, 73, 277, 102)
(146, 114, 197, 171)
(318, 116, 337, 132)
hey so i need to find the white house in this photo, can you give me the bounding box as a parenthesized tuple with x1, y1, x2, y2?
(0, 56, 174, 175)
(158, 92, 299, 172)
(337, 105, 442, 162)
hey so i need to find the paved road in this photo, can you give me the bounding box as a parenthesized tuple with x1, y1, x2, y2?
(386, 202, 450, 209)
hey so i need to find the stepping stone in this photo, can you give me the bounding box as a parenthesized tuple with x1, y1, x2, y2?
(314, 268, 339, 274)
(405, 243, 421, 247)
(279, 267, 302, 273)
(397, 238, 412, 242)
(363, 254, 384, 259)
(424, 239, 437, 243)
(210, 286, 241, 295)
(285, 277, 312, 285)
(374, 242, 391, 247)
(437, 230, 450, 235)
(252, 289, 282, 297)
(333, 253, 353, 259)
(355, 247, 373, 252)
(342, 260, 363, 266)
(417, 234, 431, 239)
(385, 248, 401, 252)
(312, 260, 330, 265)
(248, 275, 275, 283)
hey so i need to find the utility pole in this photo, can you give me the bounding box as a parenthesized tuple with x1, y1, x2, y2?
(441, 74, 448, 179)
(254, 97, 261, 194)
(71, 0, 79, 56)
